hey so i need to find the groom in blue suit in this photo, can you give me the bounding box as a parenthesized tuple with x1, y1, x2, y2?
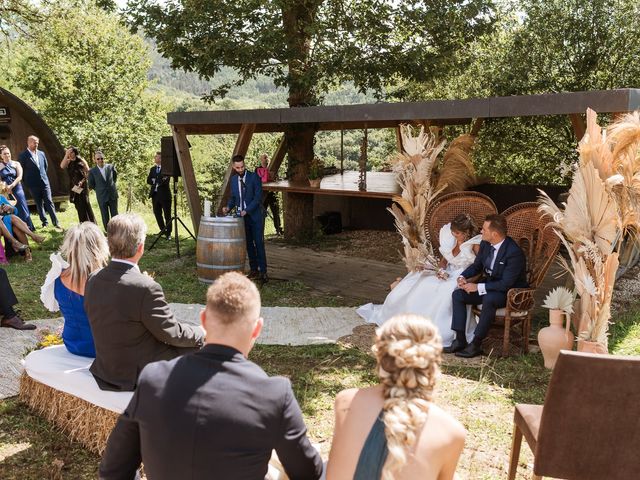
(18, 135, 60, 229)
(446, 214, 527, 358)
(222, 155, 268, 282)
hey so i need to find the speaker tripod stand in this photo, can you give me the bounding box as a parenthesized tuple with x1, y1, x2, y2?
(148, 176, 195, 257)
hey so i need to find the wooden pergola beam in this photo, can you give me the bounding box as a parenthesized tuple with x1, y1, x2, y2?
(172, 126, 201, 234)
(268, 135, 286, 179)
(215, 123, 256, 214)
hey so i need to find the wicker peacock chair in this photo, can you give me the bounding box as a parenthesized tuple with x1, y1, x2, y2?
(473, 202, 561, 356)
(425, 191, 497, 256)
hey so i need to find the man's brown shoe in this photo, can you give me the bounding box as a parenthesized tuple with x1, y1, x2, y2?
(1, 315, 36, 330)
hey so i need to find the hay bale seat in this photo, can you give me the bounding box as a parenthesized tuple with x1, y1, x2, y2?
(19, 345, 133, 454)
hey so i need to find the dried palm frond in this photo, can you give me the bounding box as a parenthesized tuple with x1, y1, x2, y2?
(539, 109, 640, 352)
(563, 162, 619, 254)
(434, 133, 478, 194)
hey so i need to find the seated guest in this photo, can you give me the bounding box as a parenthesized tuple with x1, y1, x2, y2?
(326, 314, 466, 480)
(84, 213, 204, 391)
(0, 268, 36, 330)
(99, 272, 323, 480)
(0, 182, 44, 261)
(41, 223, 109, 357)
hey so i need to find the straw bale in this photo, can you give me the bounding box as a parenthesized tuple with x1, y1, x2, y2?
(19, 373, 118, 454)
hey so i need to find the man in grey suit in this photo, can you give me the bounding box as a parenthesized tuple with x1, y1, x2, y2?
(99, 272, 323, 480)
(85, 213, 204, 392)
(88, 151, 118, 230)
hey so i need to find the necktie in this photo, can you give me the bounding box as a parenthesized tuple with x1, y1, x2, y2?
(489, 246, 498, 273)
(240, 177, 246, 210)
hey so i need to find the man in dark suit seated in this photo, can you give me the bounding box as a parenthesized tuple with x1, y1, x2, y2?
(99, 272, 323, 480)
(446, 214, 528, 358)
(85, 213, 204, 391)
(0, 268, 36, 330)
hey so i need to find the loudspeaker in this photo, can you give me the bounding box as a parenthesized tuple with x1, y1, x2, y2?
(161, 136, 180, 177)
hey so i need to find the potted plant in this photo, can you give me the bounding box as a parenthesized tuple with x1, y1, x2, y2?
(308, 157, 324, 188)
(539, 286, 575, 369)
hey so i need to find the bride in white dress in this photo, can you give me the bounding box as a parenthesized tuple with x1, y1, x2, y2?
(357, 214, 481, 347)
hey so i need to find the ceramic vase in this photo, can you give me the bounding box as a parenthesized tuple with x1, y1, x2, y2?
(308, 178, 321, 188)
(538, 309, 574, 369)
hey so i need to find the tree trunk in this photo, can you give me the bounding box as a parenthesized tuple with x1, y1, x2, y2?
(281, 1, 321, 240)
(284, 124, 316, 240)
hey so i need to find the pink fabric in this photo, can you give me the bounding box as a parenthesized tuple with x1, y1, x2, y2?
(256, 166, 270, 183)
(0, 240, 8, 264)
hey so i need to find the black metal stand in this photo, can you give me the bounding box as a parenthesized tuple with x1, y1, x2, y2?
(148, 176, 195, 257)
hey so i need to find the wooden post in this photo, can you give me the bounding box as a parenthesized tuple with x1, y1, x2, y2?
(569, 114, 586, 141)
(215, 123, 256, 215)
(470, 118, 484, 136)
(340, 127, 344, 174)
(268, 135, 286, 179)
(172, 126, 202, 234)
(395, 125, 403, 153)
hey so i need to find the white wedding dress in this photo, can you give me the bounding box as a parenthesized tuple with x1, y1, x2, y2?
(357, 224, 481, 347)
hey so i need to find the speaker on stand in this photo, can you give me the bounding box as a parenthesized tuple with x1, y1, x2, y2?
(148, 136, 195, 256)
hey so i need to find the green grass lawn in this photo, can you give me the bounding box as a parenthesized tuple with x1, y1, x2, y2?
(1, 199, 639, 479)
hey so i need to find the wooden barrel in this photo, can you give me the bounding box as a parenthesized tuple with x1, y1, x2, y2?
(196, 216, 246, 283)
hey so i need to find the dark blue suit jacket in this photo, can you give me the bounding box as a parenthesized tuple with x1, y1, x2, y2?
(99, 344, 323, 480)
(227, 171, 263, 221)
(460, 237, 528, 293)
(18, 149, 50, 189)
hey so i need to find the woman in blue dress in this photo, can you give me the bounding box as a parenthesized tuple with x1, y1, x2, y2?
(41, 222, 109, 357)
(0, 145, 34, 230)
(0, 182, 44, 261)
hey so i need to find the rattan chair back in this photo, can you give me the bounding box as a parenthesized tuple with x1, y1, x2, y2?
(426, 191, 497, 255)
(503, 202, 560, 288)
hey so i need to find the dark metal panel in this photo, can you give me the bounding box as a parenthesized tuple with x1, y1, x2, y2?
(489, 90, 637, 117)
(167, 89, 640, 127)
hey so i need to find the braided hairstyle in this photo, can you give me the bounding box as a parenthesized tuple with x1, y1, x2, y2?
(372, 314, 443, 480)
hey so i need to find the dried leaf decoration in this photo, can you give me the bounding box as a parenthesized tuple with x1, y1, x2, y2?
(389, 124, 479, 271)
(538, 108, 640, 352)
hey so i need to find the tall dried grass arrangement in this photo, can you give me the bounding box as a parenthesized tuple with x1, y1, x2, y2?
(388, 125, 478, 271)
(539, 108, 640, 351)
(19, 373, 119, 454)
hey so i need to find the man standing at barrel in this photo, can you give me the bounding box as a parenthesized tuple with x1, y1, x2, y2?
(222, 155, 268, 283)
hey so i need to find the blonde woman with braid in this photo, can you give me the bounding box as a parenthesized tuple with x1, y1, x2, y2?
(40, 222, 109, 357)
(326, 315, 466, 480)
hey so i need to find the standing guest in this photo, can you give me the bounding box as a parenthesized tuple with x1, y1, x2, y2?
(146, 152, 171, 240)
(41, 222, 109, 357)
(18, 135, 60, 230)
(256, 153, 283, 235)
(88, 151, 118, 230)
(99, 272, 323, 480)
(326, 314, 466, 480)
(84, 213, 204, 391)
(0, 268, 36, 330)
(61, 146, 96, 224)
(446, 214, 528, 358)
(222, 155, 268, 282)
(0, 182, 44, 262)
(0, 145, 34, 230)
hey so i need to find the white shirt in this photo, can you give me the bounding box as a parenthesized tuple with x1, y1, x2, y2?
(98, 165, 107, 180)
(478, 239, 505, 296)
(111, 258, 140, 272)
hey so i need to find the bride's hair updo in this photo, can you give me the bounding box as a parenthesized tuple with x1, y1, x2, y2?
(450, 213, 478, 239)
(372, 314, 443, 480)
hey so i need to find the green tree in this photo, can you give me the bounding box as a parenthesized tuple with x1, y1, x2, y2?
(14, 1, 169, 202)
(129, 0, 495, 238)
(395, 0, 640, 185)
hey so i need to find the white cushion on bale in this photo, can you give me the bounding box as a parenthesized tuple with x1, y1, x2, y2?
(22, 344, 133, 413)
